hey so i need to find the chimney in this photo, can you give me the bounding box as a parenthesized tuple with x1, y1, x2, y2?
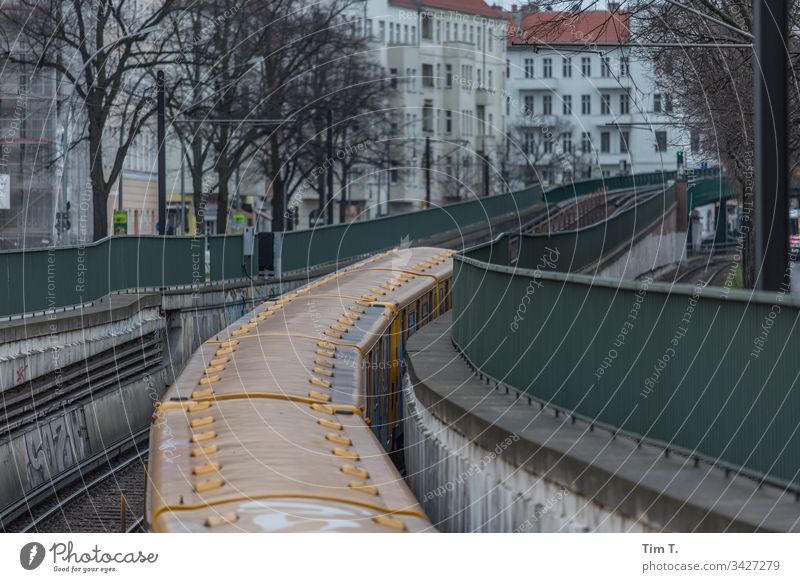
(522, 2, 539, 14)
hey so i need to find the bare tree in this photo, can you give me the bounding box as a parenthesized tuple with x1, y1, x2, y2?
(0, 0, 177, 241)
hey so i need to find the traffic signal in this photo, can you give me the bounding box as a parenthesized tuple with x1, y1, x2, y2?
(677, 150, 684, 167)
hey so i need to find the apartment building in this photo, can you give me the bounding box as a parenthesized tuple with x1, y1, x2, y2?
(296, 0, 508, 226)
(504, 5, 687, 188)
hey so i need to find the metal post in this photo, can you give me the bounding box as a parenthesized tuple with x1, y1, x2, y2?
(425, 136, 431, 207)
(120, 490, 128, 532)
(326, 109, 334, 225)
(385, 140, 391, 216)
(180, 153, 186, 235)
(754, 0, 788, 291)
(483, 153, 490, 198)
(157, 70, 167, 236)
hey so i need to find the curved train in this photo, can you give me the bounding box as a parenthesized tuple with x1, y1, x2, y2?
(145, 247, 454, 532)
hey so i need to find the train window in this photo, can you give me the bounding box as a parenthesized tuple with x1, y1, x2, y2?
(422, 295, 430, 324)
(409, 310, 417, 333)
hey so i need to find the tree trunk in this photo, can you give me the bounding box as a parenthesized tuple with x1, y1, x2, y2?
(89, 120, 108, 241)
(269, 134, 285, 232)
(216, 172, 229, 234)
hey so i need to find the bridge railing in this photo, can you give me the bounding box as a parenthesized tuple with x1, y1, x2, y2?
(466, 184, 676, 273)
(452, 186, 800, 490)
(279, 170, 678, 273)
(0, 170, 683, 318)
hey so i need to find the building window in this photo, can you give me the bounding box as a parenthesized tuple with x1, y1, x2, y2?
(620, 130, 630, 153)
(581, 95, 591, 115)
(581, 57, 591, 77)
(543, 94, 552, 115)
(422, 13, 433, 39)
(601, 57, 611, 77)
(654, 93, 662, 113)
(390, 68, 398, 89)
(524, 94, 534, 116)
(581, 132, 592, 154)
(601, 94, 611, 115)
(601, 131, 610, 153)
(436, 20, 441, 42)
(619, 92, 630, 114)
(422, 64, 434, 87)
(435, 64, 441, 88)
(446, 21, 451, 40)
(423, 100, 433, 133)
(543, 57, 552, 78)
(544, 138, 553, 154)
(488, 70, 493, 88)
(404, 24, 409, 44)
(445, 110, 453, 134)
(691, 130, 701, 153)
(378, 21, 385, 41)
(446, 64, 453, 87)
(655, 131, 668, 152)
(562, 57, 572, 78)
(525, 58, 534, 79)
(620, 56, 630, 76)
(563, 95, 572, 115)
(562, 132, 573, 154)
(469, 25, 474, 44)
(665, 93, 674, 112)
(524, 130, 535, 155)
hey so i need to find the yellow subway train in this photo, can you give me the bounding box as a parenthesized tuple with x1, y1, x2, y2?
(145, 247, 454, 532)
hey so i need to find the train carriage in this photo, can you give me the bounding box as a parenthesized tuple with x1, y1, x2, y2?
(146, 247, 454, 532)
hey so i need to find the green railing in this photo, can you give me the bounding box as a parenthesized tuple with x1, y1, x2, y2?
(279, 184, 545, 273)
(688, 177, 738, 209)
(279, 170, 683, 273)
(452, 194, 800, 488)
(0, 236, 202, 317)
(543, 170, 676, 205)
(0, 170, 705, 318)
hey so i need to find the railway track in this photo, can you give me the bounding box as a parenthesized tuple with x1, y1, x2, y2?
(675, 258, 736, 287)
(1, 428, 148, 533)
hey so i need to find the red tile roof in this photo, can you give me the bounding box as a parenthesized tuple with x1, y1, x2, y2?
(507, 10, 630, 45)
(389, 0, 504, 19)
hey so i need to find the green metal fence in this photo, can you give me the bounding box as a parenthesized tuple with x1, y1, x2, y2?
(688, 177, 738, 209)
(453, 241, 800, 490)
(0, 171, 708, 318)
(0, 236, 202, 317)
(279, 184, 545, 273)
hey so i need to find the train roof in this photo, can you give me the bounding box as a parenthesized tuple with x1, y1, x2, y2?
(147, 247, 453, 532)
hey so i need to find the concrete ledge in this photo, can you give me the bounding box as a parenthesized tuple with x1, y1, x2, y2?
(405, 313, 800, 532)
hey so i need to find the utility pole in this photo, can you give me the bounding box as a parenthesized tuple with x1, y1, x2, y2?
(483, 153, 490, 197)
(157, 70, 167, 236)
(754, 0, 788, 291)
(326, 109, 334, 225)
(425, 136, 431, 208)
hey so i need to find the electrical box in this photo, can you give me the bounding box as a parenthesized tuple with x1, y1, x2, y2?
(243, 227, 254, 257)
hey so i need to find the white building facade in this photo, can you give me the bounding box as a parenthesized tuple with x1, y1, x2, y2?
(296, 0, 508, 226)
(504, 6, 687, 189)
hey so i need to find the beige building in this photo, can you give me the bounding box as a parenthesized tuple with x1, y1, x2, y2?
(296, 0, 508, 227)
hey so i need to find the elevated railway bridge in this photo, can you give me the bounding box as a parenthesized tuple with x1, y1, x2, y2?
(3, 169, 789, 533)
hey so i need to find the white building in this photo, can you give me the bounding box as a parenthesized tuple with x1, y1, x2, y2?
(296, 0, 508, 226)
(504, 5, 687, 188)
